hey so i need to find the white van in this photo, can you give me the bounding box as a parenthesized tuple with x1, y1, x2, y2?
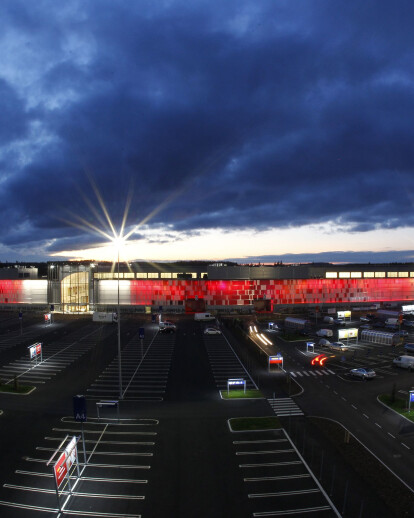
(392, 355, 414, 370)
(316, 329, 333, 337)
(323, 316, 334, 324)
(194, 312, 216, 322)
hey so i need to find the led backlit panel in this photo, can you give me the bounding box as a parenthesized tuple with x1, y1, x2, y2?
(127, 278, 414, 306)
(0, 280, 47, 304)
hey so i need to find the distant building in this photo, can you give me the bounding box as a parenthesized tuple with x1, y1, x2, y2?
(0, 260, 413, 313)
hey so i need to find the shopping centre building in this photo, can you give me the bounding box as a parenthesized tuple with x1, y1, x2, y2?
(1, 260, 414, 314)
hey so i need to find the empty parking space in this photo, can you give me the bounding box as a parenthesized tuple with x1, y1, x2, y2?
(204, 333, 257, 391)
(0, 325, 111, 387)
(86, 329, 174, 401)
(234, 428, 339, 517)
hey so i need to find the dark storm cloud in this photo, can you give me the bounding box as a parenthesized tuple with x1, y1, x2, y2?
(229, 250, 414, 265)
(0, 0, 414, 259)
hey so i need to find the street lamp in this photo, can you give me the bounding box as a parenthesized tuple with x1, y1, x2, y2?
(112, 237, 126, 400)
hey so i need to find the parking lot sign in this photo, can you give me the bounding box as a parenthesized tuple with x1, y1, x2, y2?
(73, 395, 87, 422)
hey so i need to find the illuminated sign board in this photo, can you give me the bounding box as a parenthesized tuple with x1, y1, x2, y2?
(338, 328, 358, 340)
(227, 378, 246, 394)
(53, 436, 78, 489)
(402, 305, 414, 313)
(410, 391, 414, 403)
(269, 356, 283, 364)
(54, 452, 67, 488)
(28, 342, 42, 360)
(228, 379, 245, 386)
(65, 436, 77, 471)
(44, 313, 52, 324)
(337, 311, 351, 319)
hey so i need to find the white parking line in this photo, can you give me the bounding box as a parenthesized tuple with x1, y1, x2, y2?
(15, 470, 148, 483)
(249, 488, 320, 498)
(3, 484, 145, 500)
(233, 439, 288, 445)
(236, 449, 294, 456)
(239, 461, 302, 468)
(388, 433, 395, 439)
(253, 506, 332, 517)
(244, 474, 311, 482)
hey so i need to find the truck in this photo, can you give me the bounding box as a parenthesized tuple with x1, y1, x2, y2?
(284, 317, 311, 330)
(376, 309, 400, 320)
(92, 312, 118, 323)
(194, 312, 216, 322)
(392, 355, 414, 370)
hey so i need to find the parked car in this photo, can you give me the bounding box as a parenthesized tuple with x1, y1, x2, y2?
(329, 341, 349, 352)
(159, 321, 176, 333)
(403, 343, 414, 353)
(318, 338, 331, 347)
(360, 316, 370, 323)
(373, 321, 385, 328)
(350, 367, 376, 380)
(333, 319, 346, 326)
(323, 316, 334, 324)
(359, 324, 372, 330)
(385, 324, 398, 332)
(404, 320, 414, 328)
(204, 327, 221, 335)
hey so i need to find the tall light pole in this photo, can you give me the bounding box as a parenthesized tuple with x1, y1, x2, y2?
(117, 248, 123, 399)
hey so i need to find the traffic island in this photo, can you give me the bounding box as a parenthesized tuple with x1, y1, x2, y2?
(221, 389, 264, 400)
(0, 383, 36, 395)
(228, 416, 282, 431)
(378, 394, 414, 423)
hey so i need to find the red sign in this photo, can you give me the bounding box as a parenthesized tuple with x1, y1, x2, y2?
(36, 343, 42, 355)
(269, 357, 283, 364)
(54, 452, 67, 488)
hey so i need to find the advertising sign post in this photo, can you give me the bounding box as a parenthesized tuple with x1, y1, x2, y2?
(409, 390, 414, 413)
(44, 313, 52, 326)
(338, 328, 358, 344)
(227, 378, 246, 395)
(269, 354, 284, 372)
(73, 395, 87, 465)
(28, 342, 43, 365)
(48, 435, 81, 512)
(306, 342, 315, 353)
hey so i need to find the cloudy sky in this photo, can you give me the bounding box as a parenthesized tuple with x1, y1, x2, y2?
(1, 0, 414, 264)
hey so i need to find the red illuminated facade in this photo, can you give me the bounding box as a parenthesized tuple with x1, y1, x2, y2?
(129, 278, 414, 307)
(1, 262, 414, 311)
(0, 280, 24, 304)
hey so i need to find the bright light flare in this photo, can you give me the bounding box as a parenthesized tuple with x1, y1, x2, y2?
(311, 354, 328, 366)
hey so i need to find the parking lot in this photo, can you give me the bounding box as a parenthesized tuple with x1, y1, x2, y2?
(0, 413, 158, 518)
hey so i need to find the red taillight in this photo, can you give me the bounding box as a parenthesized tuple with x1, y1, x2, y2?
(311, 354, 328, 366)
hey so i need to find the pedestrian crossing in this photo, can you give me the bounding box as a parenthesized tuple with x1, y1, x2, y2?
(289, 368, 335, 378)
(268, 397, 304, 416)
